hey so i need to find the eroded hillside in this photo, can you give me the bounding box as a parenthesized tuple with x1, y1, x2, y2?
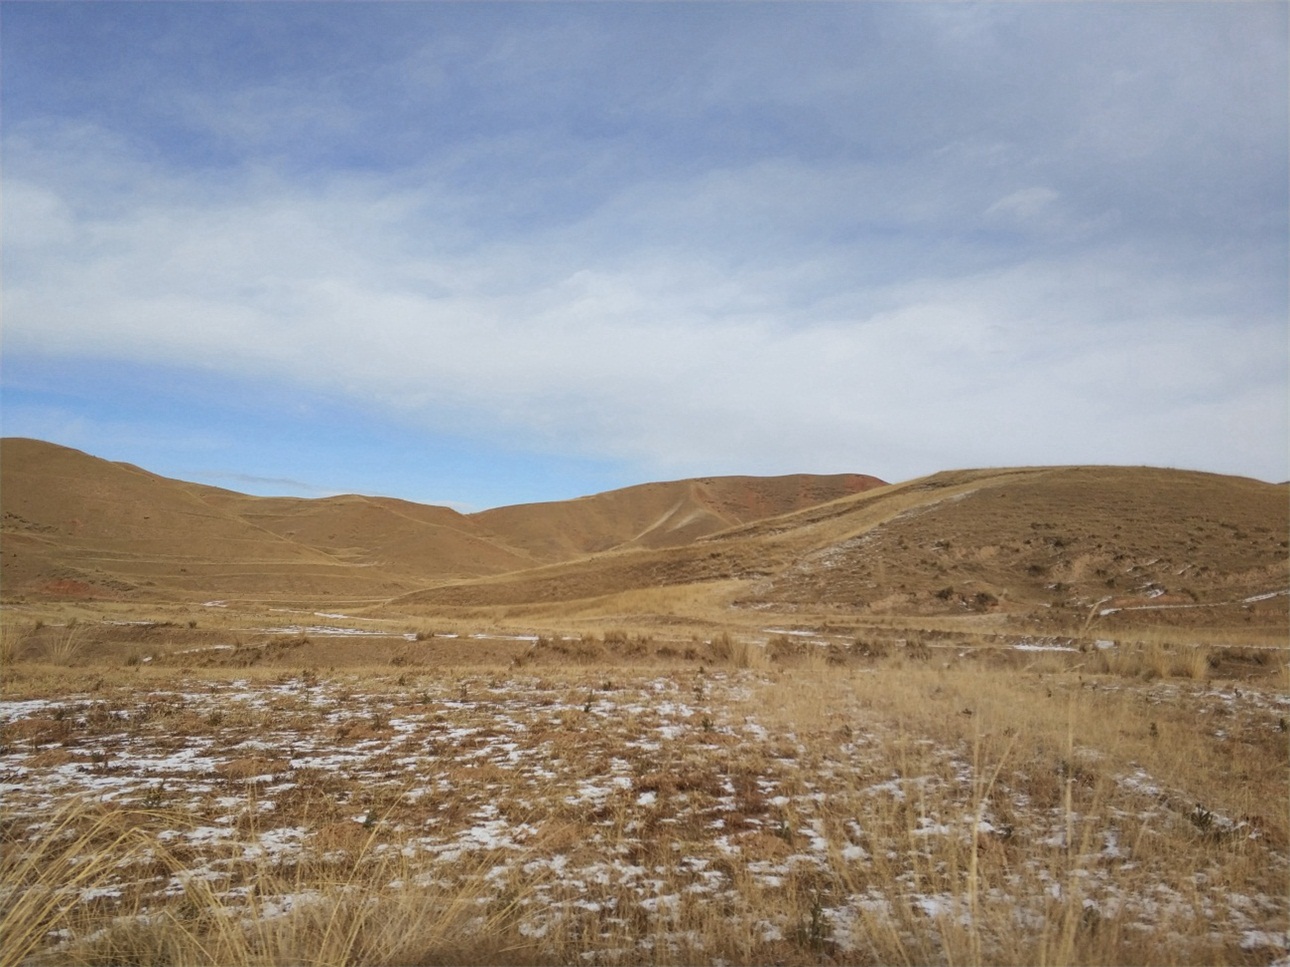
(392, 466, 1289, 637)
(735, 466, 1289, 630)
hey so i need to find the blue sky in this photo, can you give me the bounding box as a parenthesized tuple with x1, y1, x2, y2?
(3, 2, 1287, 509)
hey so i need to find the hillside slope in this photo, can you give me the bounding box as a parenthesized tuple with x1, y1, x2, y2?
(0, 438, 360, 598)
(394, 465, 1289, 634)
(737, 466, 1288, 625)
(0, 438, 884, 603)
(470, 473, 885, 560)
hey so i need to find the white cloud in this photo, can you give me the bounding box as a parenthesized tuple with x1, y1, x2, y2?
(2, 4, 1286, 487)
(3, 181, 78, 250)
(986, 187, 1059, 224)
(5, 125, 1287, 482)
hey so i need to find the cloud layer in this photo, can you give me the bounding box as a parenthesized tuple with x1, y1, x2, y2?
(3, 3, 1287, 494)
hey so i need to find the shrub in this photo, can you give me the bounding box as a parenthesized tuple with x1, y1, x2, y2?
(621, 636, 650, 658)
(573, 637, 606, 662)
(1180, 646, 1211, 681)
(767, 634, 799, 663)
(706, 632, 735, 663)
(853, 637, 890, 659)
(903, 637, 931, 661)
(0, 621, 23, 667)
(732, 636, 767, 670)
(972, 591, 999, 612)
(46, 624, 89, 666)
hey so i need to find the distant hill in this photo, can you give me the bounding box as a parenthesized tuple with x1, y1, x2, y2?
(471, 473, 887, 559)
(392, 465, 1289, 635)
(0, 438, 884, 603)
(4, 438, 1284, 636)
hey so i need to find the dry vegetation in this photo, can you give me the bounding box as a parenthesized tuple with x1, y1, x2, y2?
(2, 611, 1286, 966)
(2, 442, 1286, 963)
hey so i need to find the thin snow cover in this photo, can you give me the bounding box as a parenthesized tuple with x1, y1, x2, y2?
(1098, 585, 1289, 615)
(262, 624, 416, 639)
(1012, 639, 1078, 652)
(0, 698, 66, 724)
(1244, 589, 1289, 603)
(7, 668, 1287, 961)
(1240, 929, 1290, 953)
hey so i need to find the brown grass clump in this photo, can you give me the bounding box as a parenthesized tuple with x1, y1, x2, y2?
(1089, 640, 1215, 680)
(0, 619, 23, 668)
(704, 631, 768, 670)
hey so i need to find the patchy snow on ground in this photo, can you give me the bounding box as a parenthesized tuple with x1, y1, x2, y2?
(2, 667, 1286, 963)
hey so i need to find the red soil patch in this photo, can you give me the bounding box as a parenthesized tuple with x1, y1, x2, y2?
(40, 579, 95, 597)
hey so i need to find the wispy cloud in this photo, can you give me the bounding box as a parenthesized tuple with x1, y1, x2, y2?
(193, 471, 339, 497)
(2, 3, 1286, 495)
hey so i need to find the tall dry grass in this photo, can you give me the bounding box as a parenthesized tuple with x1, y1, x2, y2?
(0, 620, 21, 669)
(0, 798, 550, 967)
(706, 631, 769, 670)
(1088, 640, 1212, 680)
(2, 629, 1285, 966)
(734, 659, 1286, 965)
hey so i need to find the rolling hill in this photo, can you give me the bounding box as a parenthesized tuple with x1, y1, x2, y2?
(390, 465, 1289, 636)
(2, 438, 1285, 637)
(0, 438, 883, 604)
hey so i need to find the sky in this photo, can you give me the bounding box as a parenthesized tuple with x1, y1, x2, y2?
(2, 2, 1287, 510)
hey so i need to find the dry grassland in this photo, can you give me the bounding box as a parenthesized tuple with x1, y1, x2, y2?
(2, 615, 1287, 966)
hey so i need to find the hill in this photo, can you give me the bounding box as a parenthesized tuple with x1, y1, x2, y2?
(392, 465, 1289, 637)
(0, 438, 884, 604)
(470, 473, 886, 559)
(3, 438, 1284, 637)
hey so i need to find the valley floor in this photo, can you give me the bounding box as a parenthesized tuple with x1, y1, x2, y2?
(2, 624, 1288, 966)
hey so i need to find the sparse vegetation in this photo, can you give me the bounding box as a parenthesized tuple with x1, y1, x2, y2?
(1, 639, 1285, 966)
(1, 442, 1286, 964)
(39, 622, 89, 666)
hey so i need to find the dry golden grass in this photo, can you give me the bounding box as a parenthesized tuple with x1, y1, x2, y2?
(0, 620, 22, 670)
(0, 798, 546, 967)
(2, 623, 1285, 967)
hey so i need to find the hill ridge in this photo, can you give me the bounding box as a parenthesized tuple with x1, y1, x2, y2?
(0, 437, 886, 602)
(3, 438, 1284, 639)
